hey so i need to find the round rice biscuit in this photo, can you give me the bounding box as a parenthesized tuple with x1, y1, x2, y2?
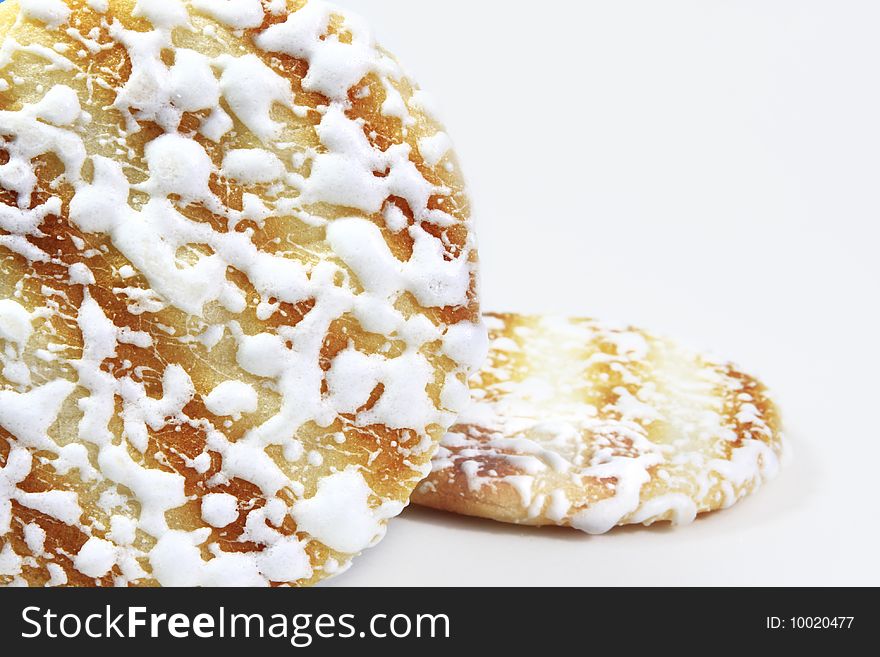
(0, 0, 482, 586)
(412, 313, 784, 533)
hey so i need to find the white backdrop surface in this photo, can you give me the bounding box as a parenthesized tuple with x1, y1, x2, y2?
(327, 0, 880, 586)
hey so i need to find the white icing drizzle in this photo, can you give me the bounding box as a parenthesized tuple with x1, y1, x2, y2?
(221, 148, 286, 184)
(419, 314, 784, 534)
(418, 132, 452, 168)
(204, 380, 258, 417)
(0, 0, 483, 586)
(19, 0, 71, 29)
(254, 1, 375, 102)
(201, 492, 239, 528)
(291, 467, 403, 554)
(190, 0, 265, 30)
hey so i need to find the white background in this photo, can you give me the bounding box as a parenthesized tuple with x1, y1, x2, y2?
(328, 0, 880, 586)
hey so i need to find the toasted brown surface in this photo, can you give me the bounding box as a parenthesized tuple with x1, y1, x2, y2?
(0, 0, 480, 586)
(413, 313, 785, 533)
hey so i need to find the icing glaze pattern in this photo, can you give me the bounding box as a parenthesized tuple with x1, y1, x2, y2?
(0, 0, 483, 586)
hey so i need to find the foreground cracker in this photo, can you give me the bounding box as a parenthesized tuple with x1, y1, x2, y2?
(0, 0, 483, 586)
(413, 314, 784, 533)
